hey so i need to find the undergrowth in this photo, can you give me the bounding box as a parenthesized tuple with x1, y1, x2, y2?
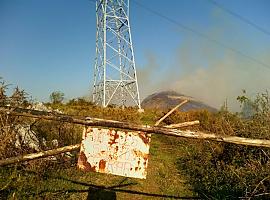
(1, 77, 270, 199)
(174, 91, 270, 199)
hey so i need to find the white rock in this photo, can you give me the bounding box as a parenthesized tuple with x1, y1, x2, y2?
(15, 124, 40, 151)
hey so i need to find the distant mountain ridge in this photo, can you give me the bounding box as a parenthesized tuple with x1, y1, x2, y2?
(141, 91, 217, 112)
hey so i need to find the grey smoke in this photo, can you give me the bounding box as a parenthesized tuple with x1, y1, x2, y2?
(137, 9, 270, 111)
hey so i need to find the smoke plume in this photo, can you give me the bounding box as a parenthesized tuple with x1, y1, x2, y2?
(137, 10, 270, 111)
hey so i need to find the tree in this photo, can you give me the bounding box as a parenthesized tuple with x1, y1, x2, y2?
(10, 86, 28, 106)
(237, 90, 255, 118)
(0, 78, 8, 106)
(50, 91, 64, 104)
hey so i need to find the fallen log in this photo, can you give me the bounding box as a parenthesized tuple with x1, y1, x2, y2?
(0, 106, 120, 123)
(0, 144, 80, 166)
(167, 130, 270, 148)
(1, 107, 270, 148)
(154, 100, 188, 126)
(164, 120, 200, 129)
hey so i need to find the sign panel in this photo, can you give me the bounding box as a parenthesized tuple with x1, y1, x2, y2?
(78, 127, 151, 179)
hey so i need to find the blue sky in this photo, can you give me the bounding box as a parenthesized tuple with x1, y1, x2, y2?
(1, 0, 270, 110)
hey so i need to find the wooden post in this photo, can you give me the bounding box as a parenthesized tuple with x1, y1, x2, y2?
(164, 120, 200, 128)
(154, 100, 188, 126)
(0, 144, 80, 166)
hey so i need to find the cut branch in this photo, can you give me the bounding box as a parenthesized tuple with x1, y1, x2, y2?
(164, 120, 200, 129)
(0, 144, 80, 166)
(154, 100, 188, 126)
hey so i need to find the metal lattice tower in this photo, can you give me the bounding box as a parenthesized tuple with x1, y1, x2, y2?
(92, 0, 141, 108)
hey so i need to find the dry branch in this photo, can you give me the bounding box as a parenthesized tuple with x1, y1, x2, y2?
(0, 144, 80, 166)
(164, 120, 200, 129)
(154, 100, 188, 126)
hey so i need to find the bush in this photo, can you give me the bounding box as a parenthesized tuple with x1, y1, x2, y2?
(0, 80, 31, 159)
(50, 91, 64, 104)
(176, 92, 270, 199)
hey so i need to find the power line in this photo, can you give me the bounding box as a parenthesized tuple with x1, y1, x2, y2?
(207, 0, 270, 36)
(132, 0, 270, 70)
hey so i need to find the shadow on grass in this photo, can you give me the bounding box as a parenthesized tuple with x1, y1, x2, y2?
(38, 175, 200, 199)
(7, 169, 199, 199)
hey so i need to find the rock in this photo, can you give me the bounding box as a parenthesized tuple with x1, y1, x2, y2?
(27, 102, 62, 114)
(15, 124, 40, 151)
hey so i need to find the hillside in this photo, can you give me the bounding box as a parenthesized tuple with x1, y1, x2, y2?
(142, 91, 217, 112)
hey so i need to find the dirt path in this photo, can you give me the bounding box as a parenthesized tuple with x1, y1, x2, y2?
(66, 134, 195, 200)
(0, 134, 195, 199)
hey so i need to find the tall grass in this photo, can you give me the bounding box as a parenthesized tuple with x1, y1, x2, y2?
(175, 91, 270, 199)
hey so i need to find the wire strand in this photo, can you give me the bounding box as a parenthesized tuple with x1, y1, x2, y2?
(132, 0, 270, 70)
(207, 0, 270, 36)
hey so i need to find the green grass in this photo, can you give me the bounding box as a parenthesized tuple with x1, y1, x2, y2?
(0, 134, 195, 199)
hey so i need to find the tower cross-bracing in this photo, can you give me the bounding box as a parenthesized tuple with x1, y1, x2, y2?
(93, 0, 141, 108)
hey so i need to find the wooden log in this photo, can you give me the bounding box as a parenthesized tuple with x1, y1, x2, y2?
(164, 120, 200, 129)
(154, 100, 188, 126)
(0, 144, 80, 166)
(168, 130, 270, 148)
(1, 107, 270, 148)
(0, 106, 122, 123)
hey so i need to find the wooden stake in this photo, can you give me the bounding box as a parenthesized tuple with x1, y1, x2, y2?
(0, 144, 80, 166)
(164, 120, 200, 129)
(154, 100, 188, 126)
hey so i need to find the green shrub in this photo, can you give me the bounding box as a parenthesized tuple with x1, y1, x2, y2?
(176, 92, 270, 199)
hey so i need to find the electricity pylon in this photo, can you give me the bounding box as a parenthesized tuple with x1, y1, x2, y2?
(92, 0, 141, 108)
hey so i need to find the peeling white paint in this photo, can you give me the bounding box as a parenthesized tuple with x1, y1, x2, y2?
(78, 127, 151, 179)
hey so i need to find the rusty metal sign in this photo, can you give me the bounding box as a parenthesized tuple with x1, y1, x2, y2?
(78, 127, 151, 179)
